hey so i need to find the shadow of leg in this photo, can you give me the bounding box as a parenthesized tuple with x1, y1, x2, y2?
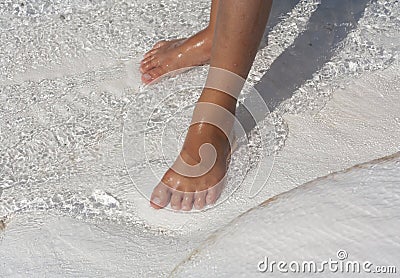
(237, 0, 371, 135)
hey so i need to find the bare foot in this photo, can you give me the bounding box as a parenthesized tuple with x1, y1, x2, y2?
(150, 122, 231, 211)
(140, 28, 213, 84)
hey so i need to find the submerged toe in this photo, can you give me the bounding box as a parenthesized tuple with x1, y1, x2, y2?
(194, 191, 207, 210)
(150, 182, 171, 209)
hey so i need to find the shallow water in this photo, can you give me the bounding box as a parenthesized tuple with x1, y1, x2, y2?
(1, 0, 398, 219)
(0, 0, 399, 276)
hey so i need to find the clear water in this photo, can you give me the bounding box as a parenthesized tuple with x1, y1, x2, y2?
(0, 0, 399, 231)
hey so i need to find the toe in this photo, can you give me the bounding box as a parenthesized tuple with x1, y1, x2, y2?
(150, 182, 171, 209)
(153, 40, 168, 49)
(143, 48, 158, 59)
(140, 55, 154, 67)
(143, 44, 164, 59)
(170, 190, 184, 210)
(144, 41, 166, 58)
(206, 181, 224, 205)
(142, 67, 164, 84)
(140, 57, 158, 73)
(181, 192, 194, 211)
(193, 190, 207, 210)
(205, 187, 217, 205)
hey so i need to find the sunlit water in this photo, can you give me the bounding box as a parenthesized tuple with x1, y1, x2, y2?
(0, 0, 399, 232)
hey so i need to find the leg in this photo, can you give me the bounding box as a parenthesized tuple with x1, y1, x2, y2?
(150, 0, 273, 211)
(140, 0, 219, 84)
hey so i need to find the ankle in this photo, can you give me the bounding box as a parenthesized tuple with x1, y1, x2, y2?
(193, 27, 214, 50)
(183, 123, 231, 158)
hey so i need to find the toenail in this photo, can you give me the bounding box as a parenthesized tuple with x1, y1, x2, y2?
(152, 197, 161, 205)
(143, 73, 151, 80)
(171, 204, 180, 210)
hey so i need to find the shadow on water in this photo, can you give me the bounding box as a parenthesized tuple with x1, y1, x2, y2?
(259, 0, 300, 49)
(238, 0, 371, 134)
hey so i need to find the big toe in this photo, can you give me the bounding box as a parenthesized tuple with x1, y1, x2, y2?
(142, 67, 165, 84)
(150, 182, 171, 209)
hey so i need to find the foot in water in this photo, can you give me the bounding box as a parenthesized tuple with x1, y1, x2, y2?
(140, 27, 213, 84)
(150, 117, 231, 211)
